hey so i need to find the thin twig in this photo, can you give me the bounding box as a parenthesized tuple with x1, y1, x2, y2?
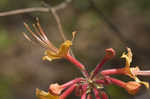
(0, 8, 49, 16)
(51, 8, 66, 41)
(0, 0, 72, 17)
(0, 0, 74, 57)
(0, 0, 71, 42)
(88, 0, 150, 58)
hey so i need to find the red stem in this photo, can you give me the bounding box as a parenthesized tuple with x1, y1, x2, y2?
(60, 84, 76, 99)
(93, 88, 101, 99)
(91, 58, 107, 79)
(133, 70, 150, 76)
(66, 54, 89, 78)
(91, 48, 115, 79)
(101, 91, 108, 99)
(81, 91, 87, 99)
(109, 77, 126, 88)
(61, 78, 83, 89)
(101, 68, 124, 75)
(95, 80, 107, 85)
(87, 94, 92, 99)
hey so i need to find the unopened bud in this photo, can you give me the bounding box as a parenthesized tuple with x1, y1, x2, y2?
(125, 81, 141, 95)
(105, 48, 116, 60)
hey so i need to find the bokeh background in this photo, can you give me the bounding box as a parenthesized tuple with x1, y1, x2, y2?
(0, 0, 150, 99)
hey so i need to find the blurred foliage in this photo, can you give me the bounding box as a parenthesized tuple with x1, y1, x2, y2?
(105, 85, 128, 99)
(0, 75, 14, 99)
(136, 0, 150, 12)
(0, 28, 14, 51)
(73, 0, 90, 11)
(0, 0, 9, 8)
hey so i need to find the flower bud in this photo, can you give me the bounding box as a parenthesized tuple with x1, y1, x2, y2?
(125, 81, 141, 95)
(105, 48, 116, 60)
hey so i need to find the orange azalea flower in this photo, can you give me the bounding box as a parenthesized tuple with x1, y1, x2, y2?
(23, 19, 72, 62)
(121, 48, 149, 88)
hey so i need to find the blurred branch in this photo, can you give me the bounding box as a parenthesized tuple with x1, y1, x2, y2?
(0, 0, 72, 16)
(47, 1, 75, 57)
(51, 8, 67, 41)
(88, 0, 127, 44)
(88, 0, 150, 57)
(0, 0, 75, 56)
(0, 7, 49, 16)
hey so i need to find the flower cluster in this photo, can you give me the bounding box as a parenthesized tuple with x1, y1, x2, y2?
(23, 19, 150, 99)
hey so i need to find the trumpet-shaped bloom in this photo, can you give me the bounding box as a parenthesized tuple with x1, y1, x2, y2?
(121, 48, 149, 88)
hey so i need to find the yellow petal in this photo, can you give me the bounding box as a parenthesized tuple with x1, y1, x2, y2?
(43, 50, 61, 61)
(43, 40, 72, 61)
(134, 77, 149, 88)
(36, 88, 59, 99)
(121, 48, 149, 89)
(57, 40, 72, 56)
(140, 81, 149, 88)
(121, 48, 132, 68)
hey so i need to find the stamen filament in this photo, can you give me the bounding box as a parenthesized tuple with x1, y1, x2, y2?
(133, 70, 150, 76)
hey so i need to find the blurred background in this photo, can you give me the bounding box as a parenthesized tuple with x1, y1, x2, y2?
(0, 0, 150, 99)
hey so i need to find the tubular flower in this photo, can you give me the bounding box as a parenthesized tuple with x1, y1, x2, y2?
(23, 19, 72, 62)
(36, 88, 59, 99)
(121, 48, 149, 88)
(109, 77, 141, 95)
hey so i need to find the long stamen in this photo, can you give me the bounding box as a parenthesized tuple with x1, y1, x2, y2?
(23, 32, 48, 48)
(23, 32, 32, 42)
(36, 18, 58, 52)
(32, 24, 45, 41)
(133, 70, 150, 76)
(24, 23, 48, 47)
(36, 18, 47, 39)
(32, 23, 55, 50)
